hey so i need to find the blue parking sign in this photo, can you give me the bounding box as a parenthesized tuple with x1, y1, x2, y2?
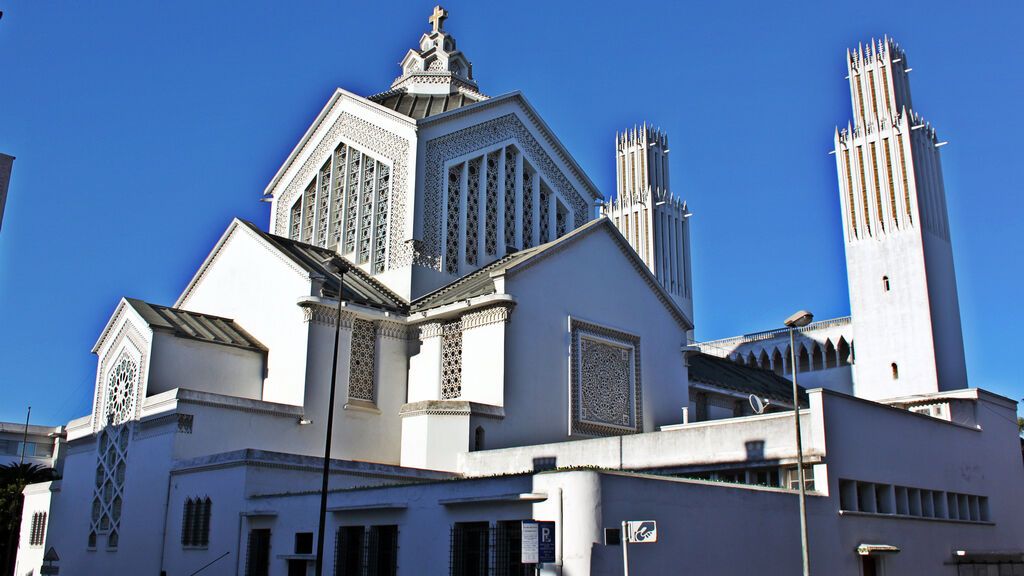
(537, 521, 556, 563)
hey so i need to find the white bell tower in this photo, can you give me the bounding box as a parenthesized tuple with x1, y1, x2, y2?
(833, 37, 967, 400)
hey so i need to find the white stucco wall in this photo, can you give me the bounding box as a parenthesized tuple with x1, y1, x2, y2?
(176, 222, 313, 407)
(147, 332, 265, 400)
(488, 226, 689, 449)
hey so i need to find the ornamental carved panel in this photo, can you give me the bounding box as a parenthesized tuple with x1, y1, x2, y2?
(570, 319, 643, 436)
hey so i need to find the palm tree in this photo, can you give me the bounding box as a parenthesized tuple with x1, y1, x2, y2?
(0, 463, 57, 576)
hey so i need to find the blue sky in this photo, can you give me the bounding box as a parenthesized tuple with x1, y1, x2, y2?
(1, 1, 1021, 425)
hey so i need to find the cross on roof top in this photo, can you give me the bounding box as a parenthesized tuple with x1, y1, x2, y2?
(429, 5, 448, 34)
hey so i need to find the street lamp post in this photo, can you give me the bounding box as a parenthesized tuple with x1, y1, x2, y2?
(785, 309, 813, 576)
(314, 260, 346, 576)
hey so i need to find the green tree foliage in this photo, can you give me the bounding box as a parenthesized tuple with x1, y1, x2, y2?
(0, 463, 57, 576)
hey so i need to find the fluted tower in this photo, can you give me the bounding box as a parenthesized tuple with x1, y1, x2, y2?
(833, 38, 967, 400)
(604, 125, 694, 328)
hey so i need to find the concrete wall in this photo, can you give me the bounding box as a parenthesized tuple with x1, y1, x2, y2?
(177, 222, 313, 406)
(459, 406, 821, 477)
(490, 226, 689, 449)
(147, 332, 265, 400)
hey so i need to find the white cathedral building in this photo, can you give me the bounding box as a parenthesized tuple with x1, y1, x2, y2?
(15, 10, 1024, 576)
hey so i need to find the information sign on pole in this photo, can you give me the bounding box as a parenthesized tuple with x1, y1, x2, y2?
(625, 520, 658, 543)
(522, 520, 556, 564)
(522, 521, 539, 564)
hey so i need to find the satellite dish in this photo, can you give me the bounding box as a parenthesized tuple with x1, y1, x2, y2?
(749, 395, 770, 415)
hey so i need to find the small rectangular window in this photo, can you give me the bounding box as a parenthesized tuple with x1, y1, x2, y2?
(245, 528, 271, 576)
(295, 531, 313, 555)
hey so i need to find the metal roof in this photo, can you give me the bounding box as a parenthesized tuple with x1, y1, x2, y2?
(688, 352, 808, 405)
(124, 298, 266, 352)
(239, 221, 409, 314)
(368, 90, 484, 120)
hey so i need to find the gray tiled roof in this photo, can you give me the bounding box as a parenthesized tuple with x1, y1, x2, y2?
(688, 352, 808, 406)
(124, 298, 266, 352)
(369, 90, 484, 119)
(239, 221, 409, 314)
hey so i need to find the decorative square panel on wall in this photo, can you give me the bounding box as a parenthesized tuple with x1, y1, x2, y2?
(569, 318, 643, 436)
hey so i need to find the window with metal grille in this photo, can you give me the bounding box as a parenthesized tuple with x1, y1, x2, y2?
(29, 512, 46, 546)
(245, 528, 271, 576)
(493, 521, 531, 576)
(450, 522, 489, 576)
(367, 525, 399, 576)
(334, 525, 365, 576)
(181, 496, 212, 547)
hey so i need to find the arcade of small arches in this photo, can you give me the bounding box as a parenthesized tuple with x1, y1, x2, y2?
(731, 337, 854, 376)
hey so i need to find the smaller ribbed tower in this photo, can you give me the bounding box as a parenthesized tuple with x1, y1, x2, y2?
(604, 125, 694, 327)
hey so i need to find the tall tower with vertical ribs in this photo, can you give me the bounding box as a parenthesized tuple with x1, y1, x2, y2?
(604, 125, 694, 329)
(834, 37, 967, 400)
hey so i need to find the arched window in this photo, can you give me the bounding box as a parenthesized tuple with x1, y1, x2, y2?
(473, 426, 485, 452)
(772, 348, 785, 375)
(182, 496, 212, 547)
(811, 344, 824, 371)
(824, 340, 837, 369)
(883, 275, 890, 291)
(747, 352, 757, 367)
(891, 363, 899, 380)
(798, 345, 810, 373)
(734, 354, 745, 366)
(837, 338, 851, 367)
(759, 350, 771, 371)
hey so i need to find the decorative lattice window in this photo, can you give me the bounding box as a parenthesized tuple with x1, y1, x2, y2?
(521, 163, 534, 249)
(29, 512, 46, 546)
(569, 319, 643, 436)
(302, 180, 316, 243)
(373, 164, 391, 274)
(329, 144, 348, 247)
(556, 200, 568, 239)
(344, 151, 362, 254)
(445, 165, 462, 274)
(289, 198, 302, 241)
(538, 180, 551, 244)
(440, 321, 462, 399)
(181, 497, 212, 548)
(91, 424, 129, 549)
(315, 161, 332, 247)
(357, 160, 376, 264)
(465, 157, 481, 266)
(106, 351, 138, 426)
(484, 152, 499, 256)
(348, 319, 376, 402)
(503, 146, 517, 251)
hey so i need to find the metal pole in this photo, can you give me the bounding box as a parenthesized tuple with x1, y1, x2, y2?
(789, 328, 811, 576)
(314, 268, 345, 576)
(621, 520, 629, 576)
(19, 406, 31, 466)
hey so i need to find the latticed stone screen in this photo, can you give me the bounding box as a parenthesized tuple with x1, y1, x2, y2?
(440, 145, 574, 276)
(90, 424, 129, 549)
(288, 142, 393, 273)
(440, 320, 462, 399)
(569, 319, 643, 436)
(348, 319, 377, 402)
